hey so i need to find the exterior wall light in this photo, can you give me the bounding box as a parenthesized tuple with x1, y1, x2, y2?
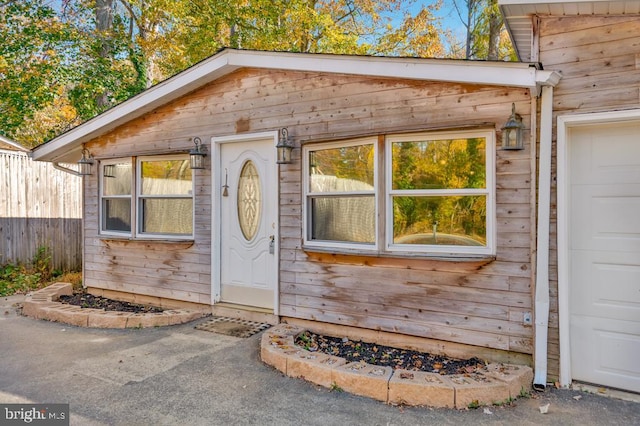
(77, 148, 94, 176)
(276, 128, 293, 164)
(189, 137, 207, 169)
(501, 103, 525, 150)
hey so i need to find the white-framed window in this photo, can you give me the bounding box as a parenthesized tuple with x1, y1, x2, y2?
(303, 130, 495, 256)
(303, 137, 377, 250)
(100, 155, 194, 239)
(100, 160, 133, 235)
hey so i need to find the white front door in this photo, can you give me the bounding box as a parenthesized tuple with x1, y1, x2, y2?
(568, 121, 640, 393)
(218, 136, 277, 310)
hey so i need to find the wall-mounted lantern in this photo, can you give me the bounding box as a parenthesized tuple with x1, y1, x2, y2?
(276, 128, 293, 164)
(501, 103, 525, 150)
(77, 148, 94, 176)
(189, 137, 206, 169)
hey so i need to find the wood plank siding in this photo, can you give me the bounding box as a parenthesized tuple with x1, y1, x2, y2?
(84, 67, 534, 359)
(538, 15, 640, 379)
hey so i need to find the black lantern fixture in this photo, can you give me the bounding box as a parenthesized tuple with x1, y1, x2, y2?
(276, 128, 293, 164)
(501, 103, 525, 150)
(189, 137, 206, 169)
(77, 148, 94, 176)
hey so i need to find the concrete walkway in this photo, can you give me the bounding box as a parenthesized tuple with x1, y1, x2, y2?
(1, 295, 639, 425)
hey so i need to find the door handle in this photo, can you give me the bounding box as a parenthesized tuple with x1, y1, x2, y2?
(269, 235, 275, 254)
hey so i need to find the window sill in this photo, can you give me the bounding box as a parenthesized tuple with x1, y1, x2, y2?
(99, 236, 195, 248)
(302, 245, 496, 264)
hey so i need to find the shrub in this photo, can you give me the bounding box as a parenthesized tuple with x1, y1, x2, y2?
(0, 246, 80, 296)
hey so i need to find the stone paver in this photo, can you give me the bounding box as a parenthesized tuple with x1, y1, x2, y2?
(388, 369, 455, 408)
(260, 324, 534, 409)
(21, 283, 206, 328)
(449, 373, 511, 408)
(333, 361, 393, 402)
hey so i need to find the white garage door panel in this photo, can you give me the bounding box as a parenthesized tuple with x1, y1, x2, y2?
(570, 122, 640, 185)
(569, 120, 640, 393)
(571, 250, 640, 320)
(570, 185, 640, 252)
(571, 316, 640, 392)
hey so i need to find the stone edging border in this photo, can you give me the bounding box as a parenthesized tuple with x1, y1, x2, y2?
(261, 323, 534, 409)
(22, 283, 206, 328)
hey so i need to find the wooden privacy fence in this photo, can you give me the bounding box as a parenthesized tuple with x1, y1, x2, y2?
(0, 150, 82, 270)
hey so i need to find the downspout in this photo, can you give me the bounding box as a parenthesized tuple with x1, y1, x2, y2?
(533, 84, 554, 390)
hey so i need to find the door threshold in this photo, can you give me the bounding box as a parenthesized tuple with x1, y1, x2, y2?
(212, 302, 278, 325)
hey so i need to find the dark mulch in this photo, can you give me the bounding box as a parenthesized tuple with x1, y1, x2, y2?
(59, 292, 164, 313)
(295, 330, 485, 375)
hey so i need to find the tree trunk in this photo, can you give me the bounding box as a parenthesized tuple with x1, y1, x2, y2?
(95, 0, 114, 108)
(487, 0, 502, 61)
(465, 0, 474, 59)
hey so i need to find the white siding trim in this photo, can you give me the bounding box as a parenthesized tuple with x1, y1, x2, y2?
(556, 108, 640, 388)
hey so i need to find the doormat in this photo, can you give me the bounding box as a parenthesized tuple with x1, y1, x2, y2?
(195, 316, 271, 338)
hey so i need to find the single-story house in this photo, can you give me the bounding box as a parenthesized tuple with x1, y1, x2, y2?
(31, 0, 640, 394)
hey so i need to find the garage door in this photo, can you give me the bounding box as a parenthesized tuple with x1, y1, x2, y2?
(569, 121, 640, 393)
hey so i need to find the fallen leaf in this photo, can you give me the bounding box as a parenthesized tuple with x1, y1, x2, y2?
(483, 408, 493, 415)
(539, 403, 550, 414)
(573, 395, 582, 401)
(598, 388, 607, 394)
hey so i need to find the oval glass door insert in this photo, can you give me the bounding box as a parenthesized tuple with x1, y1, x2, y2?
(237, 160, 262, 241)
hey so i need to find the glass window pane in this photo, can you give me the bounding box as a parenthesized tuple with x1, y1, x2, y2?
(309, 144, 374, 192)
(102, 199, 131, 232)
(393, 196, 486, 246)
(392, 138, 486, 190)
(237, 160, 262, 241)
(310, 196, 375, 243)
(141, 159, 192, 195)
(103, 163, 132, 196)
(141, 199, 193, 235)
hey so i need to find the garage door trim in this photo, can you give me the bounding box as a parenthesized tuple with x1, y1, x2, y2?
(557, 108, 640, 388)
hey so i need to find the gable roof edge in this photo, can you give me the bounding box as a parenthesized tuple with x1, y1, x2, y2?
(0, 134, 29, 152)
(32, 49, 555, 162)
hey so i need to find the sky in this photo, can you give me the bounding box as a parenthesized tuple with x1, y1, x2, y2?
(434, 0, 470, 38)
(384, 0, 470, 49)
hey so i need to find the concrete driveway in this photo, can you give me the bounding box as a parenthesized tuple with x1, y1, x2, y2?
(1, 295, 638, 425)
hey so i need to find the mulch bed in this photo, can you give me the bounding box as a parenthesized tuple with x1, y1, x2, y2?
(59, 292, 484, 374)
(295, 330, 485, 375)
(59, 292, 164, 313)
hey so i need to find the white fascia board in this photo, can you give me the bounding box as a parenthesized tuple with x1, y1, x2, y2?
(0, 134, 29, 152)
(32, 49, 553, 162)
(499, 0, 617, 5)
(32, 54, 240, 162)
(228, 50, 542, 89)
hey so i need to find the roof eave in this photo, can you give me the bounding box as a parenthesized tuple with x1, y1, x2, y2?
(0, 134, 29, 152)
(32, 49, 554, 162)
(500, 0, 640, 62)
